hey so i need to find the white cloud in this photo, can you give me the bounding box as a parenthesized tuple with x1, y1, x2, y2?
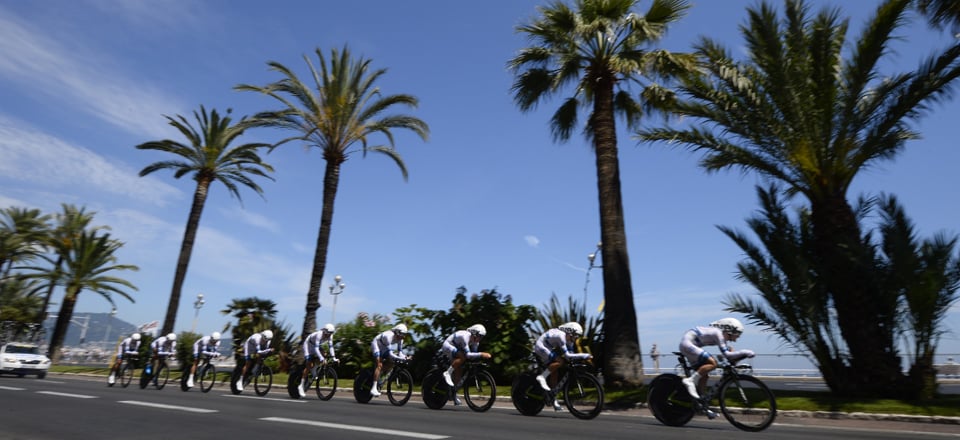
(0, 9, 183, 138)
(524, 235, 540, 248)
(0, 116, 181, 205)
(221, 206, 280, 234)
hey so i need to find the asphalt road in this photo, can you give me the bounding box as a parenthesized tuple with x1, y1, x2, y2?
(0, 374, 957, 440)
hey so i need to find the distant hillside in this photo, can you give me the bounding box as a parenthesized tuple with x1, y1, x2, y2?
(43, 312, 140, 347)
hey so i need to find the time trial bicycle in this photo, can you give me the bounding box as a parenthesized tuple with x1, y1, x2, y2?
(180, 353, 218, 393)
(353, 358, 414, 406)
(421, 359, 496, 411)
(139, 355, 171, 390)
(108, 354, 138, 388)
(647, 351, 777, 432)
(287, 358, 339, 400)
(511, 357, 604, 420)
(230, 354, 273, 396)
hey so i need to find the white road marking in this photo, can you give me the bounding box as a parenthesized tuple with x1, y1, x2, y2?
(118, 400, 218, 413)
(262, 417, 449, 439)
(223, 394, 305, 403)
(36, 391, 97, 399)
(0, 386, 26, 391)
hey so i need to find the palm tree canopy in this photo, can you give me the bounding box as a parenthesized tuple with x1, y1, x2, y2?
(638, 0, 960, 201)
(136, 106, 275, 203)
(26, 230, 139, 304)
(236, 45, 430, 179)
(509, 0, 698, 142)
(915, 0, 960, 33)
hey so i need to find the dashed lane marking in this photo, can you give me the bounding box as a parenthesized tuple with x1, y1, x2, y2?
(118, 400, 218, 413)
(36, 391, 97, 399)
(262, 417, 449, 439)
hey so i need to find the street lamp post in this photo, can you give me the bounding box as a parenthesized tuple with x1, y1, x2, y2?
(191, 293, 205, 333)
(103, 307, 117, 347)
(329, 275, 346, 324)
(584, 241, 602, 307)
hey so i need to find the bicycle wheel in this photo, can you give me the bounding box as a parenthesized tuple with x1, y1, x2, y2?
(562, 371, 604, 419)
(353, 369, 374, 403)
(463, 369, 496, 412)
(315, 365, 338, 401)
(511, 372, 546, 416)
(717, 374, 777, 432)
(230, 368, 243, 394)
(199, 364, 216, 393)
(387, 368, 414, 406)
(139, 368, 150, 389)
(120, 363, 135, 388)
(179, 367, 190, 391)
(287, 368, 304, 399)
(421, 369, 448, 410)
(155, 364, 169, 390)
(647, 374, 695, 427)
(254, 365, 273, 396)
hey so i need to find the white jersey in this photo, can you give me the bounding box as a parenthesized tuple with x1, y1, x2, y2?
(115, 337, 140, 358)
(150, 336, 176, 356)
(303, 330, 336, 360)
(371, 330, 405, 361)
(679, 325, 753, 366)
(534, 328, 590, 363)
(442, 330, 481, 360)
(243, 333, 272, 357)
(193, 336, 221, 357)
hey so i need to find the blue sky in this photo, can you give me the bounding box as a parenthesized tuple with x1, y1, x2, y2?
(1, 0, 958, 370)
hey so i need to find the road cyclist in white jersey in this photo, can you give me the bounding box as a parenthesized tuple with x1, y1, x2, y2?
(108, 332, 141, 385)
(235, 329, 274, 392)
(187, 332, 221, 388)
(678, 317, 756, 408)
(149, 333, 177, 364)
(533, 322, 593, 411)
(297, 323, 338, 397)
(370, 323, 411, 397)
(441, 324, 491, 405)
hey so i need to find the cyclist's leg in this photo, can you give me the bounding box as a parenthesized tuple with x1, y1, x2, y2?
(451, 352, 466, 386)
(371, 355, 385, 396)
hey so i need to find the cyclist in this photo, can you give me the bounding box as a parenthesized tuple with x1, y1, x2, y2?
(149, 333, 177, 368)
(370, 323, 410, 397)
(533, 322, 592, 410)
(441, 324, 491, 405)
(186, 332, 221, 388)
(679, 317, 755, 401)
(235, 329, 274, 392)
(107, 332, 141, 385)
(297, 323, 338, 397)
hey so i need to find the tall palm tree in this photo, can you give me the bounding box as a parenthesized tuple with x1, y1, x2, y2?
(639, 0, 960, 396)
(37, 204, 106, 324)
(509, 0, 697, 386)
(23, 230, 138, 364)
(235, 46, 429, 340)
(136, 106, 275, 336)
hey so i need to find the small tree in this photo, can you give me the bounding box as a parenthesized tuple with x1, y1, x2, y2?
(393, 286, 538, 383)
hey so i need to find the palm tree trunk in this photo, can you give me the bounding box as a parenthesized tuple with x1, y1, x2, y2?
(302, 159, 343, 341)
(161, 179, 211, 336)
(812, 195, 904, 396)
(47, 287, 80, 364)
(593, 77, 643, 387)
(36, 256, 62, 324)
